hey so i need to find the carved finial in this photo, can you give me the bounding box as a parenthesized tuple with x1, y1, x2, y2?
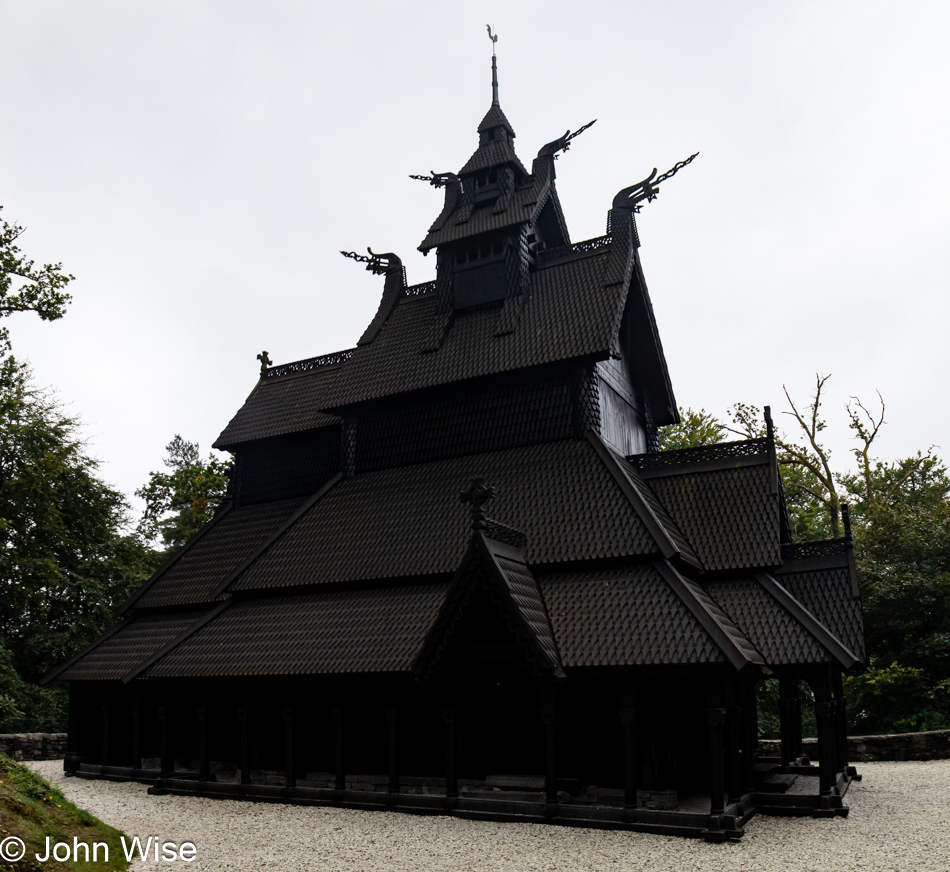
(612, 152, 699, 212)
(842, 502, 852, 540)
(487, 25, 499, 104)
(460, 476, 496, 531)
(409, 171, 459, 189)
(256, 350, 272, 375)
(764, 405, 774, 441)
(340, 247, 402, 276)
(538, 119, 597, 160)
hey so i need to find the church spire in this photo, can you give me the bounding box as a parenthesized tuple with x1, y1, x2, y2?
(488, 24, 499, 105)
(477, 25, 514, 141)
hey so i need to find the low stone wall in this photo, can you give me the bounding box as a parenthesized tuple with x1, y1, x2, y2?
(0, 733, 68, 761)
(759, 729, 950, 762)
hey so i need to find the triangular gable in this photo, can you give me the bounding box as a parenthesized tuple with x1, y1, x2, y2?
(634, 440, 782, 571)
(587, 432, 702, 569)
(43, 610, 209, 684)
(413, 527, 563, 680)
(756, 572, 861, 670)
(120, 502, 234, 613)
(654, 561, 765, 673)
(706, 574, 860, 671)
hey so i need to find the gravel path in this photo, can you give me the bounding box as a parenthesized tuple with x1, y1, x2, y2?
(27, 761, 950, 871)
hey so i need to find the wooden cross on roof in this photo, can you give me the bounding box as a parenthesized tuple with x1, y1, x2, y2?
(460, 476, 495, 531)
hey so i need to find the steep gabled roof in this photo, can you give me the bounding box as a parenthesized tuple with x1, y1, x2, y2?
(707, 573, 860, 669)
(633, 439, 783, 570)
(221, 439, 662, 594)
(539, 560, 763, 671)
(45, 610, 208, 682)
(587, 431, 701, 568)
(413, 527, 563, 679)
(139, 584, 448, 679)
(320, 249, 622, 409)
(214, 361, 342, 449)
(124, 496, 309, 610)
(776, 542, 866, 664)
(419, 175, 550, 251)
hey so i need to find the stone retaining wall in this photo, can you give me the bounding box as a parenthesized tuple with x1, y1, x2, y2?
(759, 729, 950, 761)
(0, 733, 68, 761)
(7, 728, 949, 766)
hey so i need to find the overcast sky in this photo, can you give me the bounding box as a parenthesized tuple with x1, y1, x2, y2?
(2, 1, 948, 516)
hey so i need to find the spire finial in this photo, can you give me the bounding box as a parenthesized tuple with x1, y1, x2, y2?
(486, 25, 499, 105)
(460, 476, 495, 531)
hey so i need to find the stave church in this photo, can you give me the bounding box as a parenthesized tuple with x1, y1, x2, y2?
(47, 47, 867, 840)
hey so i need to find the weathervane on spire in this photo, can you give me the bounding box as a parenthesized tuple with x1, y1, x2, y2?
(487, 25, 499, 105)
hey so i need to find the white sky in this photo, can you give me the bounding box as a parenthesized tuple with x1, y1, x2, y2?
(1, 1, 948, 516)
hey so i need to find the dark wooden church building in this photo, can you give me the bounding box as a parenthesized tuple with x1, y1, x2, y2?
(48, 54, 867, 840)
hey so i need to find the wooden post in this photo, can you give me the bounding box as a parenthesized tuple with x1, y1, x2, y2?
(238, 707, 249, 786)
(64, 683, 83, 774)
(541, 707, 557, 813)
(705, 707, 726, 828)
(442, 708, 457, 803)
(283, 707, 296, 789)
(197, 707, 209, 781)
(331, 707, 345, 793)
(741, 681, 757, 794)
(385, 707, 398, 797)
(101, 704, 110, 768)
(814, 673, 836, 809)
(131, 704, 140, 772)
(778, 678, 797, 768)
(792, 688, 804, 763)
(833, 670, 850, 772)
(727, 704, 742, 802)
(159, 705, 173, 779)
(618, 707, 637, 819)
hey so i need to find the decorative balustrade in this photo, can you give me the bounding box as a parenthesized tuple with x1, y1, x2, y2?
(632, 438, 768, 470)
(781, 540, 848, 562)
(265, 349, 355, 379)
(538, 234, 612, 264)
(404, 280, 436, 297)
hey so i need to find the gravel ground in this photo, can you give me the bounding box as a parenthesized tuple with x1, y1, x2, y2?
(26, 760, 950, 871)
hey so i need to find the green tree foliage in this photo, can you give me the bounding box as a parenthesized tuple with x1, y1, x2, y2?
(657, 407, 726, 450)
(0, 360, 158, 727)
(840, 452, 950, 732)
(135, 435, 230, 551)
(0, 208, 156, 729)
(0, 206, 73, 351)
(663, 386, 950, 734)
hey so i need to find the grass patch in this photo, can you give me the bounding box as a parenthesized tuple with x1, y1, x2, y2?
(0, 754, 127, 871)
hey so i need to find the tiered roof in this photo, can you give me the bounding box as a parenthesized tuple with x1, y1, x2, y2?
(48, 60, 866, 690)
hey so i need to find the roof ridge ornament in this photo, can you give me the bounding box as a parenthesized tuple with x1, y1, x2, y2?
(612, 152, 699, 212)
(340, 247, 402, 276)
(538, 119, 597, 160)
(256, 350, 271, 375)
(460, 476, 495, 531)
(486, 24, 499, 105)
(409, 170, 458, 188)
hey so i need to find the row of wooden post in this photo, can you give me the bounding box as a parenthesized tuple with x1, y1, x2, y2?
(91, 674, 846, 822)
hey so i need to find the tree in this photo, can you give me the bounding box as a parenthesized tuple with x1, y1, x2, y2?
(0, 206, 73, 351)
(136, 435, 231, 551)
(0, 212, 157, 728)
(657, 407, 726, 450)
(0, 361, 158, 726)
(840, 452, 950, 732)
